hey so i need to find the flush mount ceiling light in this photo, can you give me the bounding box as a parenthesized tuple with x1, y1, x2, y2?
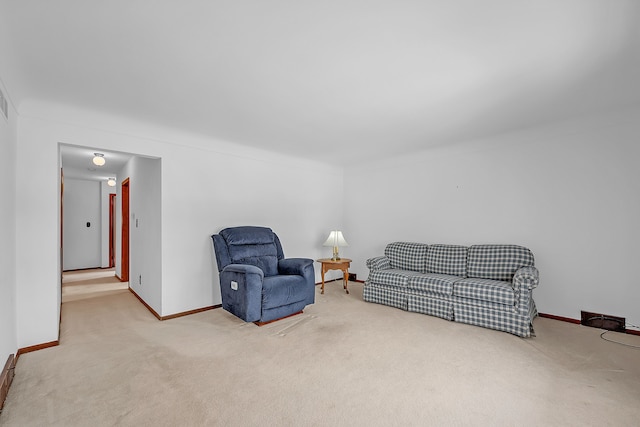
(107, 177, 116, 187)
(92, 153, 105, 166)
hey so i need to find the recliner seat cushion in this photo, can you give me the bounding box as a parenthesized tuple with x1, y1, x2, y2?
(262, 275, 308, 309)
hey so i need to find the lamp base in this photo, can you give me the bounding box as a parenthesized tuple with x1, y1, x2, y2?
(332, 246, 340, 261)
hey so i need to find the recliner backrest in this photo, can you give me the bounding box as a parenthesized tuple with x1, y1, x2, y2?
(213, 226, 285, 276)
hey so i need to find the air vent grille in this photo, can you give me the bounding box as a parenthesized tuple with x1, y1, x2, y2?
(0, 88, 7, 120)
(581, 310, 625, 332)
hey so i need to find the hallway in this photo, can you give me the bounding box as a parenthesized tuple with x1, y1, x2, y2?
(62, 268, 128, 303)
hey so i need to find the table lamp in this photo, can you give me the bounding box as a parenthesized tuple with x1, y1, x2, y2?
(323, 230, 349, 260)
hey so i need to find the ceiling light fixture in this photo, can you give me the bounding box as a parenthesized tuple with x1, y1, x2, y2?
(92, 153, 105, 166)
(107, 178, 116, 187)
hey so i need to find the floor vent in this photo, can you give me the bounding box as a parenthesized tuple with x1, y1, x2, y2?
(0, 354, 16, 411)
(581, 310, 626, 332)
(0, 88, 7, 120)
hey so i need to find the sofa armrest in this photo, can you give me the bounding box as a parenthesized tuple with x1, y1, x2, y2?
(278, 258, 314, 276)
(513, 266, 539, 291)
(367, 256, 391, 271)
(513, 266, 539, 320)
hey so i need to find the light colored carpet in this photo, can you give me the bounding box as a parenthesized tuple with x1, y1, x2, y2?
(2, 280, 639, 426)
(61, 269, 128, 303)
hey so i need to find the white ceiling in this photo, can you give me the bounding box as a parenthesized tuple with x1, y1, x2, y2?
(2, 1, 640, 165)
(60, 144, 132, 182)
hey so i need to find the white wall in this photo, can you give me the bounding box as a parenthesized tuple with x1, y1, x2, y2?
(16, 117, 62, 348)
(0, 80, 17, 361)
(159, 141, 344, 315)
(15, 101, 342, 348)
(117, 156, 162, 314)
(62, 178, 102, 270)
(344, 106, 640, 331)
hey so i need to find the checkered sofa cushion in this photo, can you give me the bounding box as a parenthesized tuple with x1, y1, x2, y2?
(384, 242, 429, 272)
(367, 269, 411, 289)
(426, 244, 468, 277)
(467, 245, 534, 281)
(452, 295, 517, 313)
(407, 273, 457, 296)
(453, 278, 515, 306)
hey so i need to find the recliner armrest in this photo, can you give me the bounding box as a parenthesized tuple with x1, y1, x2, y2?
(367, 256, 391, 271)
(278, 258, 315, 306)
(278, 258, 314, 276)
(222, 263, 265, 278)
(219, 264, 265, 322)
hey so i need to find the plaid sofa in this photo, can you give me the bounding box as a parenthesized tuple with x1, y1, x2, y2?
(364, 242, 539, 337)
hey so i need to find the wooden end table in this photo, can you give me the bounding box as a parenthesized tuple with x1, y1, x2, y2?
(317, 258, 352, 295)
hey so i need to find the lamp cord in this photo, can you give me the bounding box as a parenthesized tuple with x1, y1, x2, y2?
(599, 330, 640, 349)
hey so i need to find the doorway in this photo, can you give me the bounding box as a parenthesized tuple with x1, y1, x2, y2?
(58, 145, 161, 328)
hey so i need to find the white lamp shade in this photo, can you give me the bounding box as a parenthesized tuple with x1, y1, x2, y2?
(323, 230, 349, 247)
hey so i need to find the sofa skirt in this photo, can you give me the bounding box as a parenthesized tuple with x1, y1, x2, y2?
(407, 293, 453, 320)
(363, 283, 407, 311)
(363, 283, 538, 338)
(453, 302, 534, 338)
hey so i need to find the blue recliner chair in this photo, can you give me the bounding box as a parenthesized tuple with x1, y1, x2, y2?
(211, 226, 315, 324)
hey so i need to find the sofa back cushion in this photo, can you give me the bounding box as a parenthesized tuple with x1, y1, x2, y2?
(467, 245, 534, 281)
(426, 244, 468, 277)
(384, 242, 429, 272)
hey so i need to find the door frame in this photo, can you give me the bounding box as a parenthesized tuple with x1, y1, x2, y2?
(121, 178, 130, 282)
(109, 193, 116, 268)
